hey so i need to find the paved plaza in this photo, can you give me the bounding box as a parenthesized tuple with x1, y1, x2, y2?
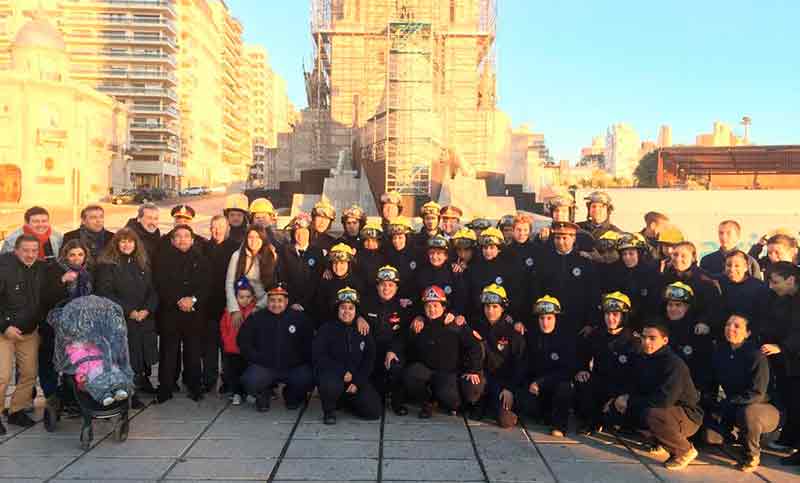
(1, 392, 798, 482)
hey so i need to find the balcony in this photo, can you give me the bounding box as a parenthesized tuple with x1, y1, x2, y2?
(97, 85, 178, 101)
(83, 0, 178, 18)
(131, 138, 179, 152)
(66, 15, 176, 32)
(73, 69, 177, 84)
(78, 50, 176, 65)
(69, 32, 178, 49)
(130, 121, 179, 135)
(130, 104, 179, 117)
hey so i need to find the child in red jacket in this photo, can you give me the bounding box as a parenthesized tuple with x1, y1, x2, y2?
(220, 278, 257, 405)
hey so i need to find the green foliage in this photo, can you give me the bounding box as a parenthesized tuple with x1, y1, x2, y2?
(634, 150, 658, 187)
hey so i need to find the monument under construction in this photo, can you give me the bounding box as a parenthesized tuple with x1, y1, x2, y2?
(279, 0, 501, 207)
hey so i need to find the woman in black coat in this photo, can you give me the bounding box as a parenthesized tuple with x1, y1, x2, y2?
(96, 228, 159, 407)
(40, 239, 94, 410)
(153, 225, 211, 403)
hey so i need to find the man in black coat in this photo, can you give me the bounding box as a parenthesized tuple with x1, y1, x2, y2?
(605, 321, 703, 471)
(313, 287, 382, 425)
(153, 225, 210, 403)
(63, 204, 114, 259)
(125, 203, 161, 262)
(577, 191, 622, 239)
(699, 220, 761, 280)
(0, 235, 45, 433)
(238, 285, 314, 412)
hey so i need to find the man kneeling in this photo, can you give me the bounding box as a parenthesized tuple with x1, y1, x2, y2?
(237, 285, 314, 411)
(605, 321, 704, 470)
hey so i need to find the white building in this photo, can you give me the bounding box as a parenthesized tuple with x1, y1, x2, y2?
(605, 123, 641, 179)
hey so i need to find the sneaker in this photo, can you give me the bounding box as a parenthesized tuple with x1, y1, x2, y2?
(550, 428, 565, 438)
(256, 392, 271, 412)
(392, 404, 408, 416)
(232, 394, 242, 406)
(156, 392, 173, 404)
(0, 420, 6, 435)
(130, 394, 146, 410)
(6, 411, 36, 428)
(188, 390, 204, 402)
(323, 412, 337, 425)
(419, 401, 434, 419)
(664, 446, 698, 470)
(738, 455, 759, 472)
(781, 451, 800, 466)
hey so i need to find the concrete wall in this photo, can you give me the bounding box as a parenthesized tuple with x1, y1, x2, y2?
(575, 188, 800, 257)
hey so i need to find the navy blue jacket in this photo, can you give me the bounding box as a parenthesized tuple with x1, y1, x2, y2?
(521, 324, 576, 393)
(578, 327, 641, 395)
(472, 315, 526, 390)
(718, 276, 770, 325)
(313, 320, 375, 386)
(536, 250, 598, 333)
(710, 340, 771, 407)
(406, 315, 483, 373)
(237, 308, 313, 370)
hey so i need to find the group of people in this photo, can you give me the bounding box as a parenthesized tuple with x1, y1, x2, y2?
(0, 190, 799, 474)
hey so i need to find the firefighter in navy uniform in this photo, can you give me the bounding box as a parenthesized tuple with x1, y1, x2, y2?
(578, 191, 622, 239)
(223, 193, 250, 244)
(575, 292, 641, 434)
(237, 284, 315, 412)
(466, 217, 493, 239)
(497, 215, 516, 244)
(465, 227, 524, 322)
(413, 201, 443, 254)
(535, 221, 599, 336)
(312, 243, 365, 327)
(662, 282, 714, 397)
(471, 284, 526, 428)
(379, 191, 403, 232)
(310, 200, 337, 253)
(313, 287, 382, 425)
(606, 233, 662, 330)
(451, 228, 478, 274)
(336, 205, 366, 250)
(506, 214, 541, 309)
(439, 205, 463, 239)
(383, 217, 418, 301)
(414, 235, 467, 316)
(279, 213, 324, 311)
(360, 265, 412, 415)
(354, 221, 386, 289)
(517, 295, 576, 437)
(536, 195, 594, 253)
(403, 285, 484, 418)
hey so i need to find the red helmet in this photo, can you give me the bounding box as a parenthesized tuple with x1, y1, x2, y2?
(421, 285, 447, 304)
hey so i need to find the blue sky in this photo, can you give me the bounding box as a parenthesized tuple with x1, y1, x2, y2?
(228, 0, 799, 161)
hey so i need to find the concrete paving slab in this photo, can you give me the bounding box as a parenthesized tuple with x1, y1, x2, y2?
(126, 420, 208, 439)
(0, 435, 84, 456)
(284, 439, 379, 459)
(52, 480, 157, 483)
(382, 440, 475, 459)
(57, 457, 175, 480)
(218, 405, 300, 424)
(142, 397, 228, 420)
(0, 456, 73, 479)
(381, 422, 469, 441)
(384, 407, 461, 425)
(648, 462, 766, 482)
(523, 424, 582, 444)
(274, 457, 378, 481)
(164, 458, 277, 480)
(482, 457, 555, 483)
(203, 420, 294, 439)
(754, 464, 800, 483)
(293, 422, 380, 441)
(548, 461, 658, 483)
(187, 437, 286, 459)
(537, 440, 639, 463)
(90, 438, 191, 458)
(475, 439, 541, 460)
(382, 458, 483, 481)
(469, 423, 530, 443)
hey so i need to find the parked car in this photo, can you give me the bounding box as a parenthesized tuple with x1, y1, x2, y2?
(209, 185, 226, 193)
(111, 189, 138, 205)
(181, 186, 204, 196)
(199, 186, 211, 195)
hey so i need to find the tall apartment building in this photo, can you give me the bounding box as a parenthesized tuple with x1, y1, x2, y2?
(176, 0, 223, 187)
(209, 0, 249, 183)
(605, 123, 641, 179)
(59, 0, 181, 190)
(244, 44, 269, 187)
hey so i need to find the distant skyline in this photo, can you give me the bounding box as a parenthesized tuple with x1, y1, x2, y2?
(228, 0, 799, 162)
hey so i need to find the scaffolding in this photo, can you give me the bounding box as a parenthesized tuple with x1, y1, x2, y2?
(307, 0, 498, 196)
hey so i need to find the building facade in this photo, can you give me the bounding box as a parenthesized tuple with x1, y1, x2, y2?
(605, 123, 641, 179)
(0, 15, 128, 205)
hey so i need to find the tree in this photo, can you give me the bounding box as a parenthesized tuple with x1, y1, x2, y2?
(634, 151, 658, 187)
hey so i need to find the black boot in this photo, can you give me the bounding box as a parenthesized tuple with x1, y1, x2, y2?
(137, 374, 158, 394)
(323, 411, 337, 425)
(256, 391, 271, 412)
(419, 400, 435, 419)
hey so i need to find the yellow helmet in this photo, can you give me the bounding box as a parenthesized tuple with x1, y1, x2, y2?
(387, 216, 413, 235)
(658, 225, 684, 245)
(360, 221, 384, 240)
(329, 243, 356, 262)
(534, 295, 562, 315)
(421, 201, 441, 217)
(224, 193, 249, 213)
(480, 284, 508, 306)
(380, 191, 402, 205)
(335, 286, 359, 306)
(664, 282, 694, 303)
(249, 197, 275, 215)
(602, 292, 631, 313)
(596, 230, 621, 250)
(452, 228, 477, 249)
(617, 232, 647, 251)
(312, 200, 336, 220)
(478, 227, 504, 247)
(468, 217, 493, 232)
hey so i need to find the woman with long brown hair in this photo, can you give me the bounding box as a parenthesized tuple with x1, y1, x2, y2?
(224, 226, 278, 327)
(96, 228, 158, 408)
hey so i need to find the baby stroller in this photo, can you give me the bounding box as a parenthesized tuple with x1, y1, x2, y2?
(44, 295, 136, 449)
